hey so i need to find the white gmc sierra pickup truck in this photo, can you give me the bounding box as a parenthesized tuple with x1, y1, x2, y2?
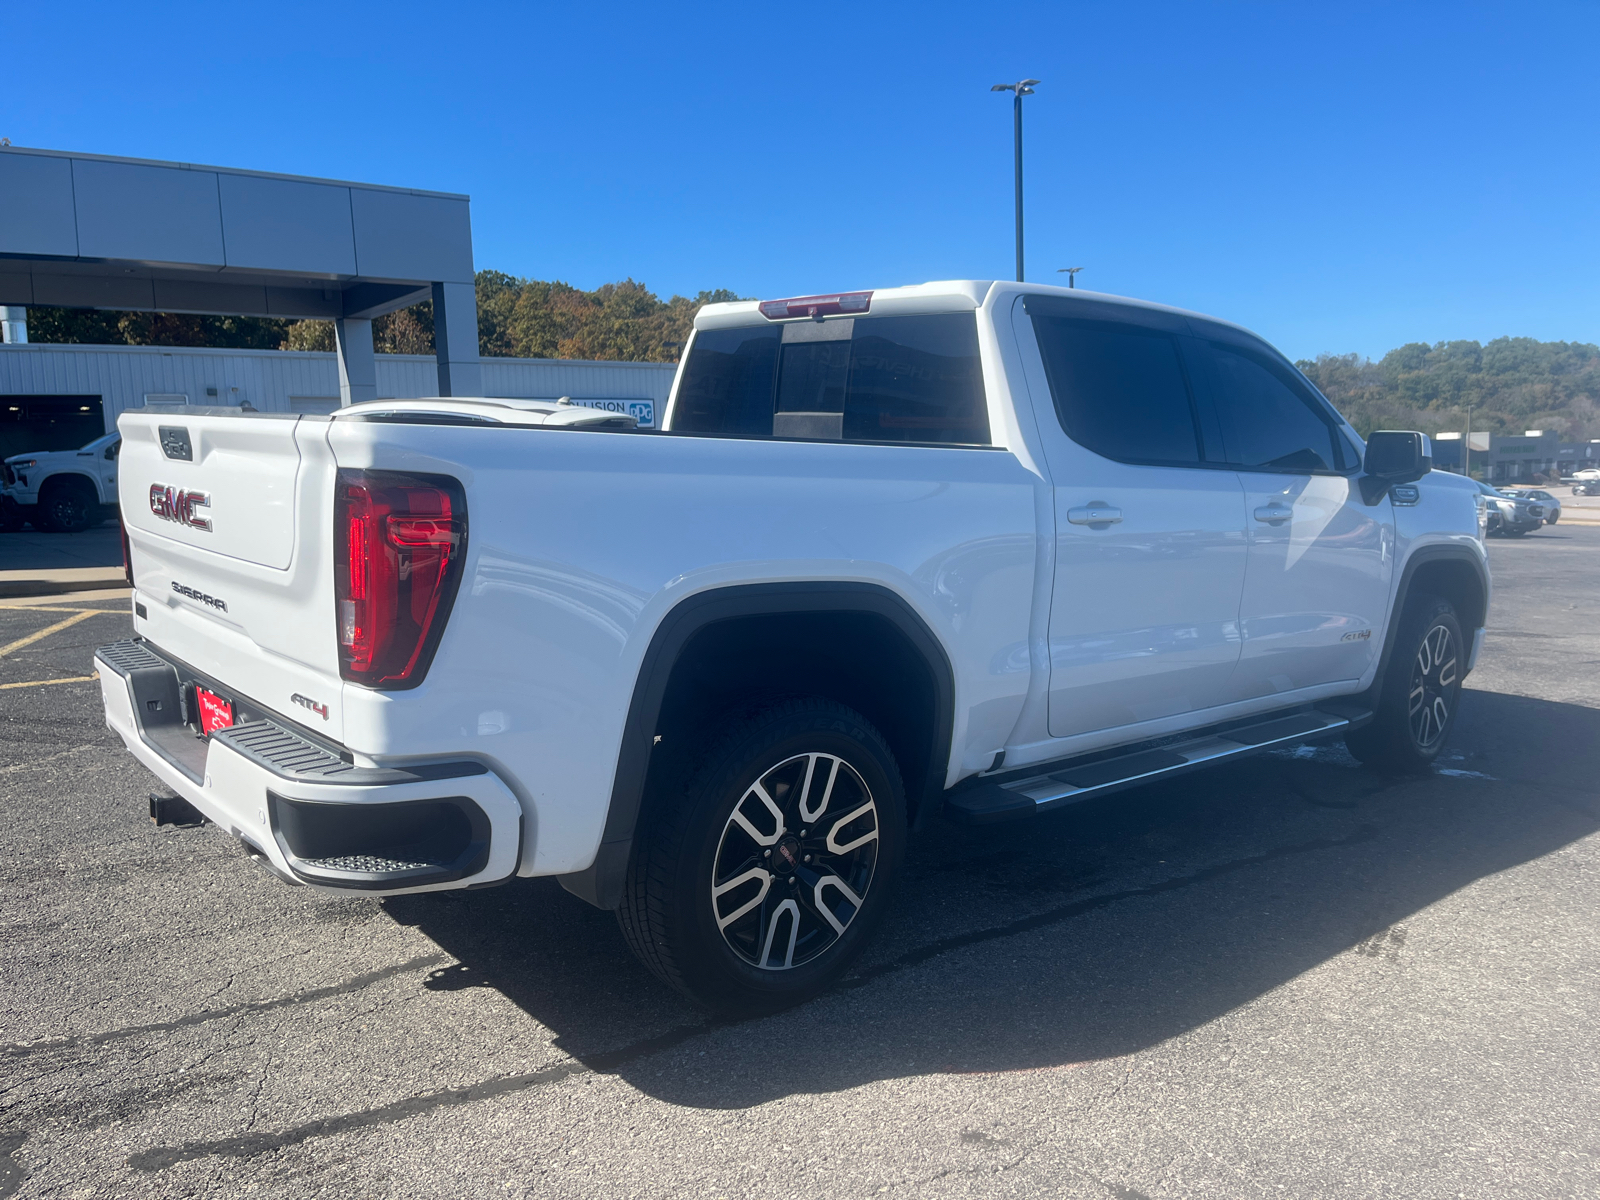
(98, 281, 1488, 1011)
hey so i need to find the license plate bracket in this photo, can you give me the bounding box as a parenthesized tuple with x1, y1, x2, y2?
(194, 686, 234, 736)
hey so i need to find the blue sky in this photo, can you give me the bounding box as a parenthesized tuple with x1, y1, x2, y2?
(6, 1, 1596, 361)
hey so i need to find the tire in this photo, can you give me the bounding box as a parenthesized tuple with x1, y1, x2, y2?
(38, 479, 98, 533)
(1504, 526, 1526, 537)
(617, 696, 906, 1013)
(1548, 515, 1559, 525)
(1345, 594, 1464, 774)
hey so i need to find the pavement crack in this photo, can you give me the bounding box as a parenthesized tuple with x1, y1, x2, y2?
(1, 953, 448, 1060)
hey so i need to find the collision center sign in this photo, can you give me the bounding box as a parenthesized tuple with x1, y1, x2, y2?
(564, 398, 656, 428)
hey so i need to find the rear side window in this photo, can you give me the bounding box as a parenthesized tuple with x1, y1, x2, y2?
(670, 314, 989, 445)
(671, 326, 781, 436)
(844, 315, 989, 445)
(1198, 343, 1346, 473)
(1030, 316, 1201, 465)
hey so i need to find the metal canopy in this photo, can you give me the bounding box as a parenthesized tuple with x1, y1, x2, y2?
(0, 146, 483, 400)
(0, 146, 473, 318)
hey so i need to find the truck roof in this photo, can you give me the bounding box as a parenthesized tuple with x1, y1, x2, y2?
(693, 280, 1262, 342)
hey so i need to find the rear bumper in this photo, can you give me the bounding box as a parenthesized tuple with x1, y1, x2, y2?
(95, 639, 522, 894)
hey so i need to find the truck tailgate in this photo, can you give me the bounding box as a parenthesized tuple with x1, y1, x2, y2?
(119, 410, 345, 741)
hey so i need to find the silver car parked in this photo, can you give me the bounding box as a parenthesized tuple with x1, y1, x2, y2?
(1502, 488, 1561, 525)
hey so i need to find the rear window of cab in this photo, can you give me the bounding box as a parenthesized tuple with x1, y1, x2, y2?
(671, 313, 990, 446)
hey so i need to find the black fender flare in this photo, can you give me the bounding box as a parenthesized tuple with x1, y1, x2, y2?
(1368, 543, 1489, 699)
(558, 581, 955, 909)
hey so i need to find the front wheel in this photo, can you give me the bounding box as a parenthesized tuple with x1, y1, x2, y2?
(617, 697, 906, 1012)
(38, 480, 97, 533)
(1345, 595, 1463, 774)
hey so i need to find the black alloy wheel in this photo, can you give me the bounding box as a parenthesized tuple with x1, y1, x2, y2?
(1345, 594, 1464, 773)
(617, 697, 905, 1012)
(40, 481, 97, 533)
(710, 750, 880, 971)
(1407, 620, 1458, 752)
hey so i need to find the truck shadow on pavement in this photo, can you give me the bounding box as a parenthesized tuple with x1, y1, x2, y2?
(383, 686, 1600, 1110)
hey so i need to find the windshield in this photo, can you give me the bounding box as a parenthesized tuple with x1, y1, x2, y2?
(80, 433, 118, 453)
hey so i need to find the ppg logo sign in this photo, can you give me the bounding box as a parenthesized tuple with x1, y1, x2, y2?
(565, 397, 656, 429)
(149, 484, 213, 531)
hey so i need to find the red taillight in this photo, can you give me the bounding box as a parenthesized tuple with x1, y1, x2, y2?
(758, 291, 872, 320)
(334, 469, 467, 688)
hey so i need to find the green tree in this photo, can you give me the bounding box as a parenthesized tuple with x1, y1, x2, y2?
(20, 274, 748, 365)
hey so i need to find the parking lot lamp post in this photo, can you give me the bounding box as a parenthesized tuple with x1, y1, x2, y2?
(991, 79, 1040, 282)
(1465, 405, 1472, 478)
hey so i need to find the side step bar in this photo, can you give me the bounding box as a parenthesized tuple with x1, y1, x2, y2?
(945, 705, 1370, 825)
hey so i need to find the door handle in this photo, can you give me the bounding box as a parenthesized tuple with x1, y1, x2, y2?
(1067, 504, 1123, 526)
(1254, 504, 1293, 524)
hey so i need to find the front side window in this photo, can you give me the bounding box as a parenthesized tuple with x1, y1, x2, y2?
(1200, 343, 1346, 473)
(1030, 316, 1201, 465)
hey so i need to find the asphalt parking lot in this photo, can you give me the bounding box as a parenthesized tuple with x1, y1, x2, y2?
(2, 527, 1597, 1199)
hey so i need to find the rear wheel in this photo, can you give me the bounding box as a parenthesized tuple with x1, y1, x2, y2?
(1345, 595, 1463, 774)
(38, 478, 98, 533)
(617, 697, 905, 1012)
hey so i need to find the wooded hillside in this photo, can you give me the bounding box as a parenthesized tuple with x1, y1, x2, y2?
(1296, 338, 1600, 441)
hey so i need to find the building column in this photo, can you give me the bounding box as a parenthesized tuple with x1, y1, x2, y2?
(432, 281, 482, 397)
(335, 318, 377, 407)
(0, 306, 27, 344)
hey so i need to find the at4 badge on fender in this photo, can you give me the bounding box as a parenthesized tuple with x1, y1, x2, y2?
(291, 693, 330, 720)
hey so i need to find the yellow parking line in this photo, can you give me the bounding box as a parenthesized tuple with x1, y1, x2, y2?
(0, 605, 127, 614)
(0, 673, 99, 691)
(0, 610, 103, 658)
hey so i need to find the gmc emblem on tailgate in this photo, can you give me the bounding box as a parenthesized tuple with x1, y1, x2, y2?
(149, 484, 212, 531)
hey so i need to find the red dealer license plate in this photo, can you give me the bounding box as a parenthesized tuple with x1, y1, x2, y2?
(195, 687, 234, 736)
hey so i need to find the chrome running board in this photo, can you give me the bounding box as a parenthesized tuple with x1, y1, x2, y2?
(944, 705, 1369, 825)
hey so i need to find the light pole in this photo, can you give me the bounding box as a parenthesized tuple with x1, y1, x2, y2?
(1057, 267, 1083, 289)
(991, 79, 1039, 282)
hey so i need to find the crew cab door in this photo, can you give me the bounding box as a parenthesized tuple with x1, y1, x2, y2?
(1014, 296, 1250, 739)
(1185, 325, 1393, 697)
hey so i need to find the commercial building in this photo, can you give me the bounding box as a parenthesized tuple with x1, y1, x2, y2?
(0, 144, 676, 458)
(1433, 430, 1600, 482)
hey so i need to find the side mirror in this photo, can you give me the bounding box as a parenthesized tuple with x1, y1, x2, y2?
(1360, 430, 1432, 504)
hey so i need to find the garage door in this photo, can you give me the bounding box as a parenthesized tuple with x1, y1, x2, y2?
(0, 395, 105, 460)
